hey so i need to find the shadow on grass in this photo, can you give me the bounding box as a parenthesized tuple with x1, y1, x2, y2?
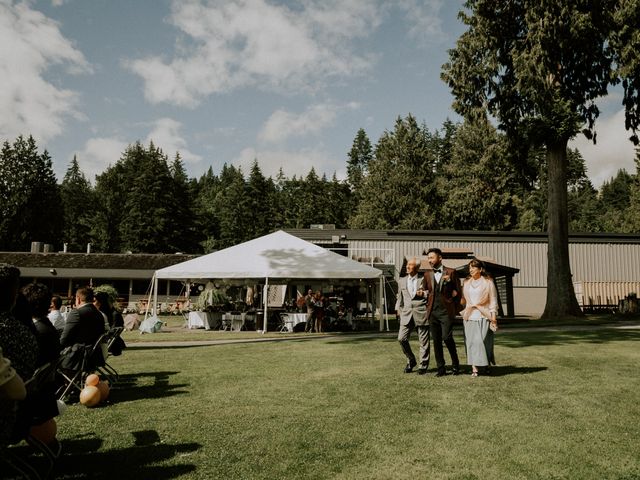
(497, 328, 640, 348)
(110, 371, 189, 404)
(50, 431, 200, 479)
(484, 365, 547, 376)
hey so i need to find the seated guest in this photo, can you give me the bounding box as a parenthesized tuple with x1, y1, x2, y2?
(93, 291, 111, 332)
(48, 295, 65, 333)
(0, 348, 26, 400)
(94, 291, 126, 356)
(22, 283, 61, 366)
(0, 264, 37, 445)
(60, 287, 106, 349)
(60, 287, 106, 370)
(0, 347, 27, 444)
(18, 283, 63, 451)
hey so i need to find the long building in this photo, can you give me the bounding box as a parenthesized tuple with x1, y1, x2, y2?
(3, 229, 639, 317)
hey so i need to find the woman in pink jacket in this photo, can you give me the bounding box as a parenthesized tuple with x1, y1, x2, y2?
(461, 259, 498, 377)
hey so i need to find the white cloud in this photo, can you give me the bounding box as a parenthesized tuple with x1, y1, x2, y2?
(75, 137, 128, 183)
(233, 146, 345, 180)
(76, 119, 202, 182)
(0, 1, 91, 142)
(126, 0, 380, 107)
(259, 102, 359, 144)
(570, 108, 638, 187)
(145, 118, 202, 165)
(398, 0, 445, 44)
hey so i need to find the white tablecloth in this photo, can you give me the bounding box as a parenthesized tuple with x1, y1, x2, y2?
(282, 313, 308, 332)
(188, 311, 219, 330)
(222, 313, 246, 332)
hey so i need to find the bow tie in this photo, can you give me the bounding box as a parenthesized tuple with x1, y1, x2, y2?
(434, 268, 442, 273)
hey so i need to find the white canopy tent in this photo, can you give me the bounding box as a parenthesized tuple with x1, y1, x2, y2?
(150, 230, 384, 332)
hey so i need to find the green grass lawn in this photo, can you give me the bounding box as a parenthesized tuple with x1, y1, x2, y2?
(13, 326, 640, 479)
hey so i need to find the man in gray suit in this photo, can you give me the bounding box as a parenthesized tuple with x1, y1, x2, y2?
(395, 257, 430, 374)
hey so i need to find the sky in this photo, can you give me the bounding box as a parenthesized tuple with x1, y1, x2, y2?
(0, 0, 637, 188)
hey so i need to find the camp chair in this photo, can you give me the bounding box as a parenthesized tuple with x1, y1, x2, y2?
(98, 327, 125, 383)
(56, 334, 107, 401)
(277, 313, 289, 332)
(219, 313, 232, 331)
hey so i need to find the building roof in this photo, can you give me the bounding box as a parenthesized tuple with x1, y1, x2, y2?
(286, 228, 640, 244)
(0, 252, 199, 279)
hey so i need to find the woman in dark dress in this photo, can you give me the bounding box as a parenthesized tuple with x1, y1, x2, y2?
(0, 264, 37, 444)
(19, 283, 62, 452)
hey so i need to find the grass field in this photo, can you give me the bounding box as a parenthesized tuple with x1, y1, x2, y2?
(9, 324, 640, 479)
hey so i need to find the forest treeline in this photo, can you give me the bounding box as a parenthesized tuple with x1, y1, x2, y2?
(1, 115, 639, 254)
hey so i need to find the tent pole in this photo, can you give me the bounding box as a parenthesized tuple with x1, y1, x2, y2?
(262, 278, 269, 334)
(145, 274, 157, 323)
(379, 276, 385, 332)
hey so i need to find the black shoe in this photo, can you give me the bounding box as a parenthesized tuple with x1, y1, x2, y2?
(417, 368, 428, 375)
(404, 360, 417, 373)
(452, 366, 461, 376)
(436, 369, 447, 377)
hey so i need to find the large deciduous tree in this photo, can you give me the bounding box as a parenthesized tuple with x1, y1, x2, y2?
(442, 0, 640, 318)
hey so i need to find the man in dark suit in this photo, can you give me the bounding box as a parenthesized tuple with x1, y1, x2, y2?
(395, 257, 430, 375)
(60, 287, 105, 369)
(424, 248, 462, 377)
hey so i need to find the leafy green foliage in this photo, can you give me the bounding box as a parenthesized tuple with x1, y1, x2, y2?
(350, 115, 438, 229)
(0, 135, 63, 250)
(60, 155, 94, 251)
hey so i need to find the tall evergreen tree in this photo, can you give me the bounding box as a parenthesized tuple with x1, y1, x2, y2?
(439, 119, 519, 230)
(623, 150, 640, 233)
(347, 128, 372, 199)
(92, 161, 126, 253)
(0, 135, 63, 250)
(60, 155, 95, 252)
(214, 164, 248, 248)
(167, 153, 201, 253)
(195, 166, 222, 253)
(245, 160, 276, 239)
(566, 149, 600, 233)
(350, 115, 437, 229)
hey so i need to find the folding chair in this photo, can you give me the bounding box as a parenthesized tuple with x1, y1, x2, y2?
(98, 327, 124, 383)
(277, 313, 290, 332)
(56, 334, 107, 402)
(219, 314, 231, 331)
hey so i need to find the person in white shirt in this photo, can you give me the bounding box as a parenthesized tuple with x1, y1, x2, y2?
(48, 295, 65, 333)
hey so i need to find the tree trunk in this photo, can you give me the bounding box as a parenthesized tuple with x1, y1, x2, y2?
(541, 140, 584, 319)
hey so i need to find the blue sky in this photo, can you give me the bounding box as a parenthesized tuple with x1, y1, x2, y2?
(0, 0, 636, 187)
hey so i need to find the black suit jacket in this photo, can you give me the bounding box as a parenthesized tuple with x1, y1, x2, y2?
(33, 316, 61, 366)
(60, 303, 105, 348)
(423, 266, 463, 320)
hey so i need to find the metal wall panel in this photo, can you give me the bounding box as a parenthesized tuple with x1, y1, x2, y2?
(346, 238, 640, 288)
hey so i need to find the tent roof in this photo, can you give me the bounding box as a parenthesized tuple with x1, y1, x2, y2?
(155, 230, 382, 281)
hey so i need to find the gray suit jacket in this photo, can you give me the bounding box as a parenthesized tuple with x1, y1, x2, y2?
(395, 274, 429, 326)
